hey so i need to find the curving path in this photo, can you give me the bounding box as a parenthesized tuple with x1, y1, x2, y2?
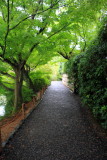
(1, 81, 107, 160)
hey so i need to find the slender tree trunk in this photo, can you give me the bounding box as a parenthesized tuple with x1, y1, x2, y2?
(13, 66, 24, 111)
(23, 67, 36, 93)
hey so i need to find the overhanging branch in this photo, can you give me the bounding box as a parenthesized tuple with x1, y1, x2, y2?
(58, 51, 69, 60)
(0, 55, 18, 67)
(9, 0, 60, 31)
(0, 82, 14, 91)
(47, 23, 71, 39)
(3, 0, 10, 57)
(0, 71, 15, 79)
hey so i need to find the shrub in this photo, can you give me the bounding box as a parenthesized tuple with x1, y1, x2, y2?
(64, 18, 107, 129)
(4, 91, 14, 117)
(30, 71, 51, 92)
(22, 86, 34, 103)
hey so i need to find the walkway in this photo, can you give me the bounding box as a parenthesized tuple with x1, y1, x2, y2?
(1, 81, 107, 160)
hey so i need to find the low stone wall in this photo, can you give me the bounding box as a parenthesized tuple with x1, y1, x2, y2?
(62, 74, 69, 86)
(62, 74, 74, 91)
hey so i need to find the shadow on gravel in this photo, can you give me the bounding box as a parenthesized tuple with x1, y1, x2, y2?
(0, 81, 107, 160)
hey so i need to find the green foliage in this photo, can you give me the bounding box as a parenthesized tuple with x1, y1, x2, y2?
(33, 78, 47, 92)
(64, 54, 84, 93)
(100, 105, 107, 129)
(22, 86, 34, 103)
(0, 0, 64, 111)
(30, 70, 51, 92)
(4, 91, 14, 117)
(65, 18, 107, 129)
(0, 0, 107, 118)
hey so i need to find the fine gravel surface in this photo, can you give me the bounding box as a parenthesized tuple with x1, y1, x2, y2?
(0, 81, 107, 160)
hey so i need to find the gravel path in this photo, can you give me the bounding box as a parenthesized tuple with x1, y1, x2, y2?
(1, 81, 107, 160)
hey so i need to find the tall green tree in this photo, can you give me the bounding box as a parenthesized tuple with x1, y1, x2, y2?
(48, 0, 107, 59)
(0, 0, 107, 111)
(0, 0, 63, 110)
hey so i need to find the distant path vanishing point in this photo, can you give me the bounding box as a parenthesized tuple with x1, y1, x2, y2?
(1, 81, 107, 160)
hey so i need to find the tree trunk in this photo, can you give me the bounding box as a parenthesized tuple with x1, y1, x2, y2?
(13, 66, 24, 111)
(23, 67, 36, 93)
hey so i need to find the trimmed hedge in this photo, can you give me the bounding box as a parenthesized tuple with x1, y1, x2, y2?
(65, 18, 107, 129)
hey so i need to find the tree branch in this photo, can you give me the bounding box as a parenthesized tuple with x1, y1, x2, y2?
(80, 25, 87, 52)
(26, 22, 71, 61)
(0, 9, 6, 22)
(70, 42, 77, 53)
(0, 43, 4, 51)
(3, 0, 10, 57)
(0, 71, 15, 79)
(29, 43, 39, 54)
(7, 0, 10, 30)
(0, 55, 18, 67)
(23, 11, 49, 61)
(31, 0, 42, 19)
(0, 82, 14, 91)
(30, 58, 43, 71)
(58, 51, 69, 60)
(9, 0, 60, 31)
(47, 23, 71, 39)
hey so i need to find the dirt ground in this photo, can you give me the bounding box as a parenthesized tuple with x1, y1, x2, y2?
(1, 100, 35, 144)
(0, 88, 45, 146)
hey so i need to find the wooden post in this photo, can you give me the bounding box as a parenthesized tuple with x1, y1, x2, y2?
(40, 90, 42, 98)
(38, 92, 40, 100)
(0, 126, 2, 152)
(22, 103, 25, 119)
(42, 89, 43, 95)
(32, 96, 36, 105)
(32, 97, 35, 105)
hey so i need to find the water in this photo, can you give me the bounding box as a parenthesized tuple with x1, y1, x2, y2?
(0, 105, 5, 116)
(0, 95, 6, 116)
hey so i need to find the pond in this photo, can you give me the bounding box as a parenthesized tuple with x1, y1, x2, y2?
(0, 95, 6, 116)
(0, 105, 5, 116)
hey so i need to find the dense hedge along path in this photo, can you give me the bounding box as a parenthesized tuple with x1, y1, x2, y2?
(1, 81, 107, 160)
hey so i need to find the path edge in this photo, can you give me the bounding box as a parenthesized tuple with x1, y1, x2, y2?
(1, 89, 46, 150)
